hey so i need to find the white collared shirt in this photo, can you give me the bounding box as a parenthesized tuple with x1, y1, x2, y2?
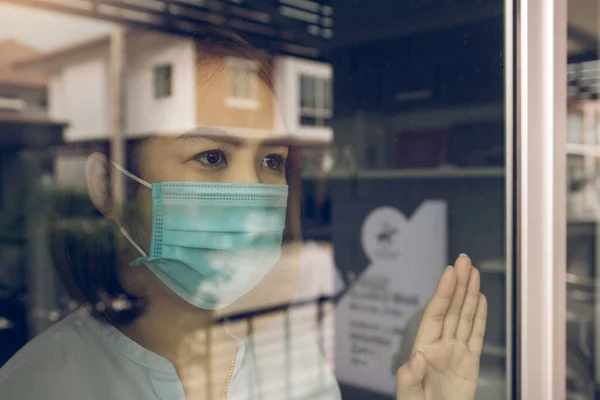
(0, 309, 341, 400)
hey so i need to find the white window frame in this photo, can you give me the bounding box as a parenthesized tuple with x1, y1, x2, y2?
(225, 57, 260, 110)
(516, 0, 567, 398)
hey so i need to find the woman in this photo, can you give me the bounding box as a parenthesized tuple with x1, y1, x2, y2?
(0, 28, 487, 400)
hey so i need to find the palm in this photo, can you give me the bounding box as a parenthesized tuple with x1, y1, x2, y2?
(420, 339, 478, 399)
(396, 255, 487, 400)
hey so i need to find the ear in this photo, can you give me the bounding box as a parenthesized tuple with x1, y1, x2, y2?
(85, 152, 112, 217)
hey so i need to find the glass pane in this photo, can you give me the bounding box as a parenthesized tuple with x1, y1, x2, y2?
(595, 114, 600, 146)
(329, 1, 509, 399)
(568, 155, 587, 218)
(154, 64, 172, 98)
(228, 65, 254, 99)
(315, 77, 325, 110)
(0, 2, 510, 400)
(567, 1, 600, 398)
(324, 77, 333, 112)
(568, 113, 583, 144)
(300, 75, 316, 109)
(240, 71, 251, 99)
(229, 66, 241, 97)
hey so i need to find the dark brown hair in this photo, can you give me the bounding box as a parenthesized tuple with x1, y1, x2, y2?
(48, 27, 301, 327)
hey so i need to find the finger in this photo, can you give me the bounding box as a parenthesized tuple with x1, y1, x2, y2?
(412, 265, 456, 349)
(467, 294, 488, 355)
(396, 351, 427, 400)
(455, 267, 481, 342)
(441, 254, 473, 339)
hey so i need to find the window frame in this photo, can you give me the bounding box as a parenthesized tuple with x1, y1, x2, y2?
(515, 0, 567, 398)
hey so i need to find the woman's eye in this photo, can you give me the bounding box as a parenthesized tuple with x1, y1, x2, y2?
(262, 154, 285, 171)
(195, 150, 227, 168)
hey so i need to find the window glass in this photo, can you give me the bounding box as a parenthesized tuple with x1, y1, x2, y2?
(299, 75, 332, 126)
(228, 62, 256, 100)
(568, 114, 583, 144)
(566, 1, 600, 398)
(300, 75, 316, 108)
(154, 64, 173, 99)
(0, 2, 510, 400)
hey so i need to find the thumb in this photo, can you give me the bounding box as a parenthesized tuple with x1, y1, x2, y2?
(396, 351, 427, 400)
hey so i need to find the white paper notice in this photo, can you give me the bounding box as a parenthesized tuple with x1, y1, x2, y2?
(334, 201, 447, 396)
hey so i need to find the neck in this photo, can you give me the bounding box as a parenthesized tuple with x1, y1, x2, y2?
(122, 296, 240, 366)
(116, 260, 238, 371)
(119, 299, 240, 398)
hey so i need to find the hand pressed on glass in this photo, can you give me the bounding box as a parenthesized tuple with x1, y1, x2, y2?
(396, 255, 487, 400)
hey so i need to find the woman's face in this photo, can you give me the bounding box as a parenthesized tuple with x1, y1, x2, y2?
(112, 61, 293, 318)
(116, 132, 290, 318)
(120, 131, 290, 286)
(117, 121, 292, 318)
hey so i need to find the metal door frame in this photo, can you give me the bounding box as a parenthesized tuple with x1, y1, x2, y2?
(514, 0, 567, 398)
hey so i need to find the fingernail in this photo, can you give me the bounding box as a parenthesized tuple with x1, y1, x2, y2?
(460, 253, 469, 258)
(410, 351, 423, 370)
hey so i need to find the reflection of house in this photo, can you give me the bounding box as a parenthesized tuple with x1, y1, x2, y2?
(0, 40, 48, 117)
(18, 31, 332, 188)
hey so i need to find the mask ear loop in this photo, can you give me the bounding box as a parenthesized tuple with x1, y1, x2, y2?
(110, 161, 150, 258)
(117, 225, 148, 258)
(111, 162, 152, 189)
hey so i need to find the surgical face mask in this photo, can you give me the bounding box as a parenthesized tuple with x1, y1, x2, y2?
(112, 163, 288, 310)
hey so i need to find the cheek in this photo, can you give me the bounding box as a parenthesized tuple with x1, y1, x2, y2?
(122, 191, 154, 250)
(138, 191, 154, 239)
(269, 173, 288, 185)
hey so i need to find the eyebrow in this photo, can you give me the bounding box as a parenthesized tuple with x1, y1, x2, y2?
(178, 128, 292, 147)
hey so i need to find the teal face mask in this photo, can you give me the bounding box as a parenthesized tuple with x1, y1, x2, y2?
(112, 163, 288, 310)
